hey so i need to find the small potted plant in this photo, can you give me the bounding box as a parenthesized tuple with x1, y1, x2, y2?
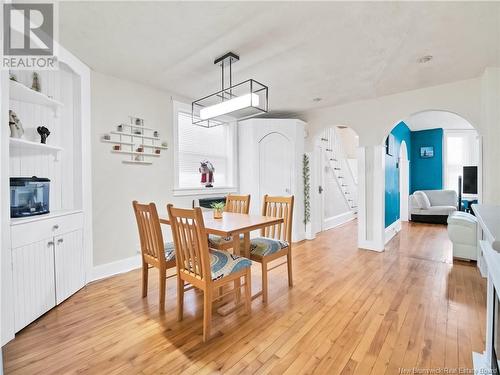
(211, 202, 225, 219)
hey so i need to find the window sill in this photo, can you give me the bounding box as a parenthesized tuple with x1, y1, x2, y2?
(173, 186, 238, 197)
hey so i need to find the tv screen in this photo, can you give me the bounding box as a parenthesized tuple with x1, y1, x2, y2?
(463, 166, 478, 194)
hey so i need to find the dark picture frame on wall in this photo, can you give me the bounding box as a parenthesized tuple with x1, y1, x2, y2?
(386, 134, 395, 156)
(420, 146, 434, 158)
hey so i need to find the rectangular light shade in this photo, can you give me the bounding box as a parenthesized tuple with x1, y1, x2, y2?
(192, 79, 268, 128)
(199, 93, 259, 120)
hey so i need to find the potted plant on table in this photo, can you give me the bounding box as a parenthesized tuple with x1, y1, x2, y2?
(211, 202, 225, 219)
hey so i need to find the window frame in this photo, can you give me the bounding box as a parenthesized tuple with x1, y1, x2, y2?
(172, 100, 238, 196)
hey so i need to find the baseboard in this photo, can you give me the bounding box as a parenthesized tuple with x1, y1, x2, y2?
(323, 211, 356, 231)
(358, 239, 385, 252)
(91, 254, 142, 282)
(385, 219, 401, 245)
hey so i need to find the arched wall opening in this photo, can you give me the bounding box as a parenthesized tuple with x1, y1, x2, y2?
(308, 125, 359, 239)
(382, 110, 481, 245)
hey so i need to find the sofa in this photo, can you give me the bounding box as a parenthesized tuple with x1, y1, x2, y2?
(409, 190, 458, 224)
(447, 211, 478, 260)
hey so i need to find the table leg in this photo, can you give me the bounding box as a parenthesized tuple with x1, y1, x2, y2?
(232, 233, 241, 303)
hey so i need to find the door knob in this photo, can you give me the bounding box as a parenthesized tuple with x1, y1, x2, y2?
(57, 238, 64, 244)
(47, 241, 54, 247)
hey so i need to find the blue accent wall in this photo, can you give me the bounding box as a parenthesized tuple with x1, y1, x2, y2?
(385, 122, 411, 228)
(410, 128, 443, 193)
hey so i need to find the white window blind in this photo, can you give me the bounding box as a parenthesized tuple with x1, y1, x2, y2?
(176, 111, 233, 188)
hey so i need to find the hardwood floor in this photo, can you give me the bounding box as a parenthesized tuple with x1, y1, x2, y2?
(3, 221, 486, 374)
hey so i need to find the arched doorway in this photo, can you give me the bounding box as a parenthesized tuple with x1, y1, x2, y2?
(382, 110, 481, 245)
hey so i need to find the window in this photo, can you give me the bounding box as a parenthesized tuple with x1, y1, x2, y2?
(444, 130, 479, 194)
(173, 101, 237, 194)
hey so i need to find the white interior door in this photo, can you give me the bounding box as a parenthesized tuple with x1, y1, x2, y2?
(259, 133, 292, 203)
(399, 141, 409, 222)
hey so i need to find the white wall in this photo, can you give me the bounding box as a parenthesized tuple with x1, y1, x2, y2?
(91, 71, 197, 267)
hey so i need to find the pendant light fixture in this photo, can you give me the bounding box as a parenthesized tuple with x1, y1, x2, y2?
(192, 52, 268, 127)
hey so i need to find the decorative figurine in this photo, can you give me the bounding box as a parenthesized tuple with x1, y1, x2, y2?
(161, 141, 168, 148)
(103, 134, 111, 140)
(113, 145, 121, 151)
(199, 160, 215, 188)
(37, 126, 50, 144)
(155, 149, 161, 154)
(9, 110, 24, 138)
(153, 131, 159, 138)
(117, 124, 123, 132)
(9, 72, 17, 82)
(136, 147, 144, 153)
(31, 72, 41, 92)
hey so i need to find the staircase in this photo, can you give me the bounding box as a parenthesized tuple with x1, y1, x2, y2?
(320, 128, 358, 213)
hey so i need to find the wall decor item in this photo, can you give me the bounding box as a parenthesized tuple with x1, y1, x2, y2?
(199, 160, 215, 187)
(31, 72, 41, 92)
(102, 116, 167, 165)
(9, 110, 24, 139)
(420, 146, 434, 158)
(192, 52, 269, 127)
(37, 126, 50, 144)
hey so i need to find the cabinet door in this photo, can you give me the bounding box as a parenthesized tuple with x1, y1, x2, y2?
(12, 238, 56, 332)
(54, 229, 85, 304)
(258, 132, 292, 197)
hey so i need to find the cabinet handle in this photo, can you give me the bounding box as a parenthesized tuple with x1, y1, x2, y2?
(53, 225, 59, 230)
(57, 238, 64, 244)
(47, 241, 54, 247)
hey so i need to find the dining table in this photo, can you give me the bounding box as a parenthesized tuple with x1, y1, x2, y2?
(159, 211, 284, 258)
(160, 210, 284, 315)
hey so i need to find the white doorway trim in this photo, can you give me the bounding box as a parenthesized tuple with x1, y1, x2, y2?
(399, 140, 410, 222)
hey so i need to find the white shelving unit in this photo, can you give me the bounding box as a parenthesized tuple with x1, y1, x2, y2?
(103, 118, 167, 165)
(9, 138, 63, 152)
(9, 79, 64, 116)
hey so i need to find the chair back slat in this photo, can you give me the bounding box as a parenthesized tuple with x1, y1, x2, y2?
(260, 195, 294, 243)
(132, 201, 166, 267)
(167, 205, 211, 281)
(225, 194, 251, 214)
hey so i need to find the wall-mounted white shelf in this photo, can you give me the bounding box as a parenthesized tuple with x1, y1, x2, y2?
(141, 144, 168, 150)
(9, 138, 63, 152)
(9, 80, 64, 116)
(112, 150, 160, 157)
(102, 139, 134, 146)
(110, 131, 160, 141)
(122, 160, 153, 165)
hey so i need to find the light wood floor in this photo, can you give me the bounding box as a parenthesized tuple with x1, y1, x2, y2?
(3, 221, 486, 374)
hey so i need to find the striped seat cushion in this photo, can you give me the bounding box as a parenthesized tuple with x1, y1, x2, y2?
(164, 242, 176, 262)
(208, 233, 244, 247)
(249, 237, 289, 258)
(210, 249, 252, 281)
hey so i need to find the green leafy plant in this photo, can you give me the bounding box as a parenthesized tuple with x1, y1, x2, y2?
(211, 202, 225, 211)
(303, 153, 311, 225)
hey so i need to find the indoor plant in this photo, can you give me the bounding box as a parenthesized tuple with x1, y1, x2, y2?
(211, 202, 225, 219)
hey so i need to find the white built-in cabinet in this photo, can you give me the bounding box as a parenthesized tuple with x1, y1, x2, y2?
(1, 47, 92, 345)
(238, 119, 306, 242)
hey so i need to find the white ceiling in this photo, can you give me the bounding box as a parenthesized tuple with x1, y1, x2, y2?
(59, 2, 500, 114)
(404, 110, 474, 131)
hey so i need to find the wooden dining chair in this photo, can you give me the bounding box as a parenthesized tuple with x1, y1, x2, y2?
(132, 201, 176, 311)
(249, 195, 294, 303)
(167, 204, 252, 342)
(208, 194, 251, 251)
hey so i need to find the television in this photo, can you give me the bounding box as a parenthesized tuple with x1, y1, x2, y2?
(463, 166, 478, 194)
